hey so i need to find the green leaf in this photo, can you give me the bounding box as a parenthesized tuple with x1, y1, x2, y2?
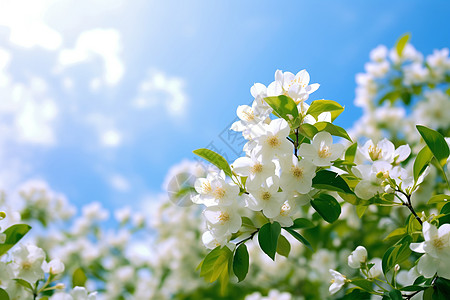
(241, 217, 256, 229)
(345, 143, 358, 163)
(314, 121, 352, 142)
(384, 227, 407, 242)
(284, 228, 313, 251)
(258, 222, 281, 260)
(0, 288, 9, 300)
(72, 267, 87, 287)
(382, 246, 396, 275)
(276, 234, 291, 257)
(263, 95, 299, 123)
(200, 246, 233, 284)
(396, 33, 410, 57)
(233, 244, 249, 282)
(312, 170, 354, 194)
(13, 279, 33, 291)
(356, 204, 367, 218)
(400, 285, 428, 292)
(413, 145, 433, 183)
(0, 224, 31, 256)
(428, 194, 450, 205)
(193, 148, 233, 178)
(288, 218, 315, 229)
(351, 278, 374, 292)
(378, 90, 401, 105)
(298, 123, 318, 139)
(423, 286, 434, 300)
(417, 125, 450, 167)
(439, 202, 450, 225)
(306, 99, 344, 121)
(341, 289, 372, 300)
(310, 194, 341, 223)
(434, 277, 450, 298)
(388, 289, 403, 300)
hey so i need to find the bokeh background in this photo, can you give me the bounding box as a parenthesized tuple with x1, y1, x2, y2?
(0, 0, 449, 212)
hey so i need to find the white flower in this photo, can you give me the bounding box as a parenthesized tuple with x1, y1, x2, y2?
(114, 207, 131, 224)
(347, 246, 368, 269)
(367, 258, 382, 278)
(232, 151, 276, 189)
(203, 204, 242, 237)
(201, 230, 231, 249)
(267, 69, 319, 103)
(410, 222, 450, 278)
(231, 101, 270, 132)
(11, 244, 46, 283)
(329, 269, 346, 294)
(358, 138, 411, 165)
(192, 172, 239, 207)
(42, 259, 65, 275)
(279, 155, 316, 194)
(251, 118, 293, 160)
(271, 199, 297, 227)
(50, 287, 97, 300)
(0, 262, 13, 288)
(370, 45, 388, 62)
(299, 132, 345, 167)
(352, 161, 392, 199)
(0, 232, 5, 244)
(245, 176, 285, 218)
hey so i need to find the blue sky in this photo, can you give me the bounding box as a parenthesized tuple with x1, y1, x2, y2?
(0, 0, 449, 212)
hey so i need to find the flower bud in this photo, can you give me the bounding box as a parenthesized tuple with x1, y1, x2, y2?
(348, 246, 368, 269)
(55, 283, 65, 289)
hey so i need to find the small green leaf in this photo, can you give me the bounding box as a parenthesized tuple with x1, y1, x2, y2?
(233, 244, 249, 282)
(241, 217, 256, 229)
(312, 170, 354, 194)
(378, 90, 401, 105)
(413, 146, 433, 183)
(0, 288, 9, 300)
(345, 143, 358, 163)
(396, 33, 410, 57)
(388, 289, 403, 300)
(351, 278, 374, 292)
(306, 99, 344, 121)
(258, 222, 281, 260)
(428, 194, 450, 205)
(384, 227, 407, 242)
(298, 123, 318, 139)
(314, 121, 352, 142)
(382, 246, 396, 275)
(13, 279, 33, 291)
(263, 95, 299, 123)
(0, 224, 31, 256)
(72, 268, 87, 287)
(193, 148, 233, 178)
(276, 234, 291, 257)
(284, 228, 313, 251)
(356, 204, 367, 218)
(310, 194, 341, 223)
(417, 125, 449, 167)
(288, 218, 315, 229)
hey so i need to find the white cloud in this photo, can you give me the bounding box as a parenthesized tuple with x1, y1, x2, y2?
(85, 113, 123, 148)
(0, 0, 62, 50)
(0, 60, 59, 146)
(109, 174, 130, 192)
(133, 70, 188, 117)
(101, 130, 122, 148)
(57, 28, 124, 86)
